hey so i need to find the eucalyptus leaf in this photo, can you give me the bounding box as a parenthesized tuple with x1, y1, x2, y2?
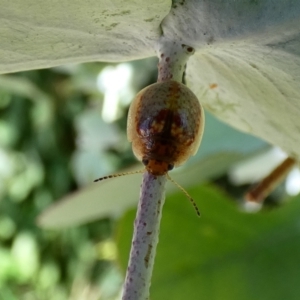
(161, 0, 300, 48)
(117, 184, 300, 300)
(1, 0, 300, 160)
(162, 0, 300, 160)
(186, 44, 300, 160)
(166, 1, 300, 158)
(0, 0, 170, 73)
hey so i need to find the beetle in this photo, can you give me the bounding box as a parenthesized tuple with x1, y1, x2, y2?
(127, 80, 204, 176)
(95, 80, 204, 216)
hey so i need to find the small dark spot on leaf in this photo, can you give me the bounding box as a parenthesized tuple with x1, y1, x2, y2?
(207, 36, 215, 45)
(109, 10, 131, 17)
(105, 22, 119, 31)
(123, 10, 131, 14)
(144, 18, 155, 22)
(209, 83, 218, 89)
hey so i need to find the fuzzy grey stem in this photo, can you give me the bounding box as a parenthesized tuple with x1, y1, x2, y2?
(156, 38, 195, 82)
(122, 172, 167, 300)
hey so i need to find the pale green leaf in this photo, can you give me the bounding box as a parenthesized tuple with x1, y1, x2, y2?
(187, 44, 300, 160)
(161, 1, 300, 159)
(1, 0, 300, 161)
(0, 0, 170, 73)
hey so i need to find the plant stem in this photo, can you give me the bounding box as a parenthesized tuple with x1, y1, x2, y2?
(122, 172, 167, 300)
(156, 38, 195, 82)
(245, 156, 296, 203)
(122, 39, 195, 299)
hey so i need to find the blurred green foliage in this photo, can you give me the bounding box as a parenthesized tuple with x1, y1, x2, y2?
(0, 61, 156, 300)
(117, 184, 300, 300)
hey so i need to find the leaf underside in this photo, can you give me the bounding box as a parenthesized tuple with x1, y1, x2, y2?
(2, 0, 300, 160)
(0, 0, 170, 73)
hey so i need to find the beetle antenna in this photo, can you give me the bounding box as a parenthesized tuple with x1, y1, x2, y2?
(94, 169, 145, 182)
(167, 174, 200, 217)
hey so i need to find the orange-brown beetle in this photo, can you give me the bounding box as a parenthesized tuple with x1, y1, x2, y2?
(95, 80, 204, 216)
(127, 80, 204, 176)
